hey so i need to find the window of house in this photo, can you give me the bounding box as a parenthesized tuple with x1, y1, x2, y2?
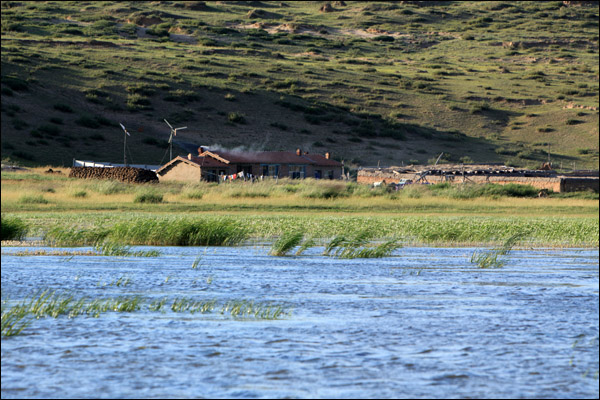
(327, 170, 334, 179)
(261, 164, 280, 177)
(289, 165, 306, 179)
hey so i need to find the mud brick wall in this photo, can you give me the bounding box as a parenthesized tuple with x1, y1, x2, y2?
(560, 178, 599, 193)
(357, 171, 565, 192)
(69, 167, 158, 183)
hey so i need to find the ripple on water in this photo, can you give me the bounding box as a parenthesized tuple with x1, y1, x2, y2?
(1, 246, 598, 399)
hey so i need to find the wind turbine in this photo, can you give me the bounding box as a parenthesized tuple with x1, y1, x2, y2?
(119, 123, 130, 166)
(164, 119, 187, 160)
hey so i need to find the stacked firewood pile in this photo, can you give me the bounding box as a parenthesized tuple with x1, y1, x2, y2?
(69, 167, 158, 183)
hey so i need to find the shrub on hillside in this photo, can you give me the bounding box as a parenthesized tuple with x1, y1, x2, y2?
(53, 103, 73, 113)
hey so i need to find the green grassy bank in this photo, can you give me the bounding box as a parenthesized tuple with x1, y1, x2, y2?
(1, 169, 598, 247)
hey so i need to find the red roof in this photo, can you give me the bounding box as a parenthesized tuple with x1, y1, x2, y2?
(303, 153, 343, 167)
(188, 155, 228, 168)
(202, 150, 342, 166)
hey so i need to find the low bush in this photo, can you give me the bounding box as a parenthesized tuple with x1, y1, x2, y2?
(18, 195, 49, 204)
(1, 215, 28, 240)
(75, 116, 101, 129)
(53, 103, 73, 113)
(133, 192, 163, 203)
(228, 112, 246, 124)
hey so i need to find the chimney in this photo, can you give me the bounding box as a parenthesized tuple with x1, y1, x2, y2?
(198, 146, 205, 155)
(325, 152, 331, 159)
(188, 153, 192, 160)
(296, 148, 301, 156)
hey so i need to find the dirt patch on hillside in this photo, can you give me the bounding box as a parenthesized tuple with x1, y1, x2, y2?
(232, 22, 452, 49)
(564, 102, 598, 111)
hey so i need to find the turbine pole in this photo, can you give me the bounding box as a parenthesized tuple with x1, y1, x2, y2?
(120, 123, 130, 167)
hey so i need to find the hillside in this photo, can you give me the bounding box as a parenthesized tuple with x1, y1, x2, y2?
(1, 1, 598, 171)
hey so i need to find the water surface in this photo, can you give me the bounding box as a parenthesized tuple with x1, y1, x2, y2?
(2, 246, 598, 398)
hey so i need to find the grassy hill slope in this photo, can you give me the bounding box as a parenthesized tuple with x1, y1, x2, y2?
(1, 1, 598, 170)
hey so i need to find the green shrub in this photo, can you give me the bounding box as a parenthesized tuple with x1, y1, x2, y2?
(72, 190, 87, 198)
(372, 35, 394, 42)
(18, 194, 49, 204)
(127, 93, 152, 110)
(228, 112, 246, 124)
(163, 90, 200, 103)
(449, 183, 540, 199)
(146, 22, 171, 37)
(53, 103, 73, 113)
(469, 101, 491, 114)
(126, 83, 155, 96)
(302, 182, 350, 199)
(1, 215, 28, 241)
(566, 119, 583, 125)
(1, 76, 28, 91)
(38, 124, 61, 136)
(184, 190, 204, 199)
(92, 180, 129, 195)
(134, 192, 163, 204)
(75, 116, 101, 129)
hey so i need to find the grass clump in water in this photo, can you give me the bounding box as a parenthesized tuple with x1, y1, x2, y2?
(1, 215, 28, 241)
(323, 231, 401, 258)
(45, 225, 111, 246)
(1, 304, 32, 337)
(269, 230, 305, 256)
(95, 241, 161, 257)
(221, 300, 288, 320)
(45, 217, 249, 246)
(470, 232, 527, 268)
(109, 217, 249, 246)
(170, 298, 216, 314)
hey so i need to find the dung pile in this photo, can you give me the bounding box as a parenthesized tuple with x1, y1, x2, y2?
(69, 167, 158, 183)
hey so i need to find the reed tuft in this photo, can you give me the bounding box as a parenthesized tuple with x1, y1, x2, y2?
(269, 230, 304, 256)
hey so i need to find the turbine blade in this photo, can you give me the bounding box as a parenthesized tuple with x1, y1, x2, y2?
(164, 119, 173, 130)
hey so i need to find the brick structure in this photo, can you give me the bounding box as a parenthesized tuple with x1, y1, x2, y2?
(156, 147, 343, 183)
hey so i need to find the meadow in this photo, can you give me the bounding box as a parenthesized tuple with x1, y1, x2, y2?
(1, 168, 598, 247)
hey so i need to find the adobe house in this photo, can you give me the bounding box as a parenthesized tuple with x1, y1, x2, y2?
(156, 147, 343, 183)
